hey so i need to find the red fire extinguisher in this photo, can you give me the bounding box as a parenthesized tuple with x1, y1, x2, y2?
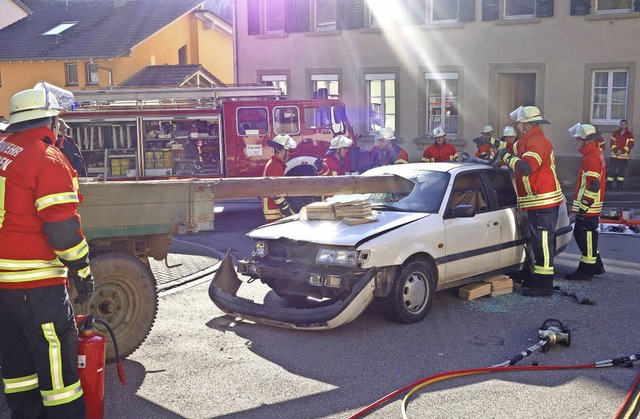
(77, 315, 127, 419)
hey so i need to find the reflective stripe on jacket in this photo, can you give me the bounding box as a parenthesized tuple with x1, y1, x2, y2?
(262, 154, 288, 221)
(0, 126, 87, 289)
(512, 125, 563, 210)
(422, 142, 458, 162)
(573, 140, 606, 216)
(610, 129, 634, 160)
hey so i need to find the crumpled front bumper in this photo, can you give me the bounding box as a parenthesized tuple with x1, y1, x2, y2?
(208, 249, 377, 330)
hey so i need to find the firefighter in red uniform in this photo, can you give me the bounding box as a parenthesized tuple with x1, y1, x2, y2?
(262, 134, 297, 222)
(474, 125, 497, 160)
(422, 126, 458, 162)
(565, 123, 607, 281)
(607, 119, 634, 189)
(495, 106, 564, 297)
(370, 127, 409, 167)
(0, 83, 93, 418)
(594, 125, 606, 153)
(319, 135, 353, 176)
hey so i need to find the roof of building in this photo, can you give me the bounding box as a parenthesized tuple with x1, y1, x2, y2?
(0, 0, 209, 61)
(120, 64, 225, 87)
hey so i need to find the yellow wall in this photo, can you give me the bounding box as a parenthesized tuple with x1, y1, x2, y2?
(0, 10, 233, 119)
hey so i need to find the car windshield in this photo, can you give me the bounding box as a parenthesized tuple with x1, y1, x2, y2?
(329, 169, 450, 213)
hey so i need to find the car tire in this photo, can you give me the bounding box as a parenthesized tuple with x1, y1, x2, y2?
(383, 260, 435, 324)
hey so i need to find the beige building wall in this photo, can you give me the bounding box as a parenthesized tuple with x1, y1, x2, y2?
(234, 1, 640, 185)
(0, 0, 27, 30)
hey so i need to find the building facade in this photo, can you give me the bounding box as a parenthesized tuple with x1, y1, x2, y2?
(234, 0, 640, 185)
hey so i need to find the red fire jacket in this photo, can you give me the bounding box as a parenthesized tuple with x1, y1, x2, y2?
(572, 140, 606, 216)
(370, 143, 409, 166)
(510, 125, 563, 210)
(319, 152, 348, 176)
(422, 142, 458, 162)
(475, 143, 495, 160)
(261, 154, 290, 222)
(610, 129, 635, 160)
(0, 126, 90, 289)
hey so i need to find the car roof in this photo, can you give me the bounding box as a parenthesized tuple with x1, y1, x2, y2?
(364, 162, 491, 177)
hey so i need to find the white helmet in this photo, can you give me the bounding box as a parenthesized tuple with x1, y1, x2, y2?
(502, 126, 517, 137)
(568, 123, 596, 139)
(329, 135, 353, 149)
(432, 126, 445, 138)
(481, 125, 493, 134)
(509, 105, 550, 124)
(267, 134, 297, 150)
(378, 127, 395, 140)
(3, 82, 75, 132)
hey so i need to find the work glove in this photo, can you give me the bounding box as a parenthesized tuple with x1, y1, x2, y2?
(71, 271, 95, 304)
(314, 157, 324, 173)
(575, 210, 586, 221)
(472, 136, 487, 146)
(497, 148, 512, 163)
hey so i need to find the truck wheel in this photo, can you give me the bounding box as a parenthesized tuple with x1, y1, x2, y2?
(72, 252, 158, 363)
(383, 260, 435, 324)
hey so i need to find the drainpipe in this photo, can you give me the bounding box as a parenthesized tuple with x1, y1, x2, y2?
(232, 1, 239, 84)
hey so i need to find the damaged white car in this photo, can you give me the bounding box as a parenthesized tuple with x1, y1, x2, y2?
(209, 162, 573, 329)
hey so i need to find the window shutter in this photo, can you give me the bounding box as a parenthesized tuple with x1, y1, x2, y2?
(403, 0, 426, 25)
(284, 0, 297, 32)
(337, 0, 348, 29)
(348, 0, 365, 29)
(570, 0, 591, 15)
(482, 0, 498, 21)
(537, 0, 554, 17)
(247, 0, 260, 35)
(459, 0, 476, 22)
(296, 0, 310, 32)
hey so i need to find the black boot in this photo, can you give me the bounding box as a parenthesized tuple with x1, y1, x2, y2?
(520, 274, 554, 297)
(593, 254, 606, 275)
(617, 180, 624, 190)
(565, 262, 594, 280)
(606, 180, 613, 189)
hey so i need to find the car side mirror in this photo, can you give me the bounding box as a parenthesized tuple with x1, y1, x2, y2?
(451, 204, 475, 218)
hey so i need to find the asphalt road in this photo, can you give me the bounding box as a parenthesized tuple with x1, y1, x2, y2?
(2, 200, 640, 419)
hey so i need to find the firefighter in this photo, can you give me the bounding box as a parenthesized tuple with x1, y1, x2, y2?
(262, 134, 298, 222)
(502, 125, 518, 145)
(606, 119, 634, 189)
(0, 83, 93, 418)
(319, 135, 353, 176)
(422, 126, 458, 162)
(56, 118, 87, 177)
(496, 106, 564, 297)
(593, 125, 606, 153)
(370, 127, 409, 167)
(474, 125, 496, 160)
(565, 123, 607, 280)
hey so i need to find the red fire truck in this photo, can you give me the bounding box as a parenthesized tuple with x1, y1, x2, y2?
(63, 86, 357, 180)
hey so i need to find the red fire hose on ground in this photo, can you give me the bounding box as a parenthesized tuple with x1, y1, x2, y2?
(77, 315, 127, 419)
(349, 319, 640, 419)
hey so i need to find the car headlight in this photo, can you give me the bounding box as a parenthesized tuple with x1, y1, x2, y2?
(253, 240, 268, 257)
(316, 248, 357, 266)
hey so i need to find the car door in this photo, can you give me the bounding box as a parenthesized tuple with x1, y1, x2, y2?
(486, 169, 527, 268)
(442, 172, 502, 283)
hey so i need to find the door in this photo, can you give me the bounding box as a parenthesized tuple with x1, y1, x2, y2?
(497, 73, 536, 133)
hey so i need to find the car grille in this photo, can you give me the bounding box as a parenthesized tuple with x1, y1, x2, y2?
(265, 239, 319, 264)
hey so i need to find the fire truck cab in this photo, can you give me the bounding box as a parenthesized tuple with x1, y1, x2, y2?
(63, 86, 356, 179)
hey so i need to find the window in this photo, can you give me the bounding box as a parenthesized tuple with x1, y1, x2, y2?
(66, 63, 78, 86)
(504, 0, 536, 18)
(432, 0, 458, 22)
(86, 63, 99, 85)
(237, 107, 269, 136)
(273, 106, 300, 134)
(264, 0, 285, 33)
(596, 0, 633, 13)
(366, 73, 396, 133)
(425, 72, 458, 137)
(591, 70, 628, 123)
(311, 74, 339, 98)
(315, 0, 337, 30)
(178, 45, 187, 65)
(261, 74, 288, 96)
(42, 21, 78, 36)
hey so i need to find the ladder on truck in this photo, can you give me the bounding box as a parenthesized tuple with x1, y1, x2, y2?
(71, 85, 285, 111)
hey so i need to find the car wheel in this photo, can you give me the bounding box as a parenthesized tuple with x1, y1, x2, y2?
(383, 260, 435, 324)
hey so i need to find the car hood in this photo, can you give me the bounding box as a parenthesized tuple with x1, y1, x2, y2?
(248, 211, 431, 246)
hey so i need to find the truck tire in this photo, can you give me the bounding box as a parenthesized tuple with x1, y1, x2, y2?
(383, 260, 435, 324)
(72, 252, 158, 363)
